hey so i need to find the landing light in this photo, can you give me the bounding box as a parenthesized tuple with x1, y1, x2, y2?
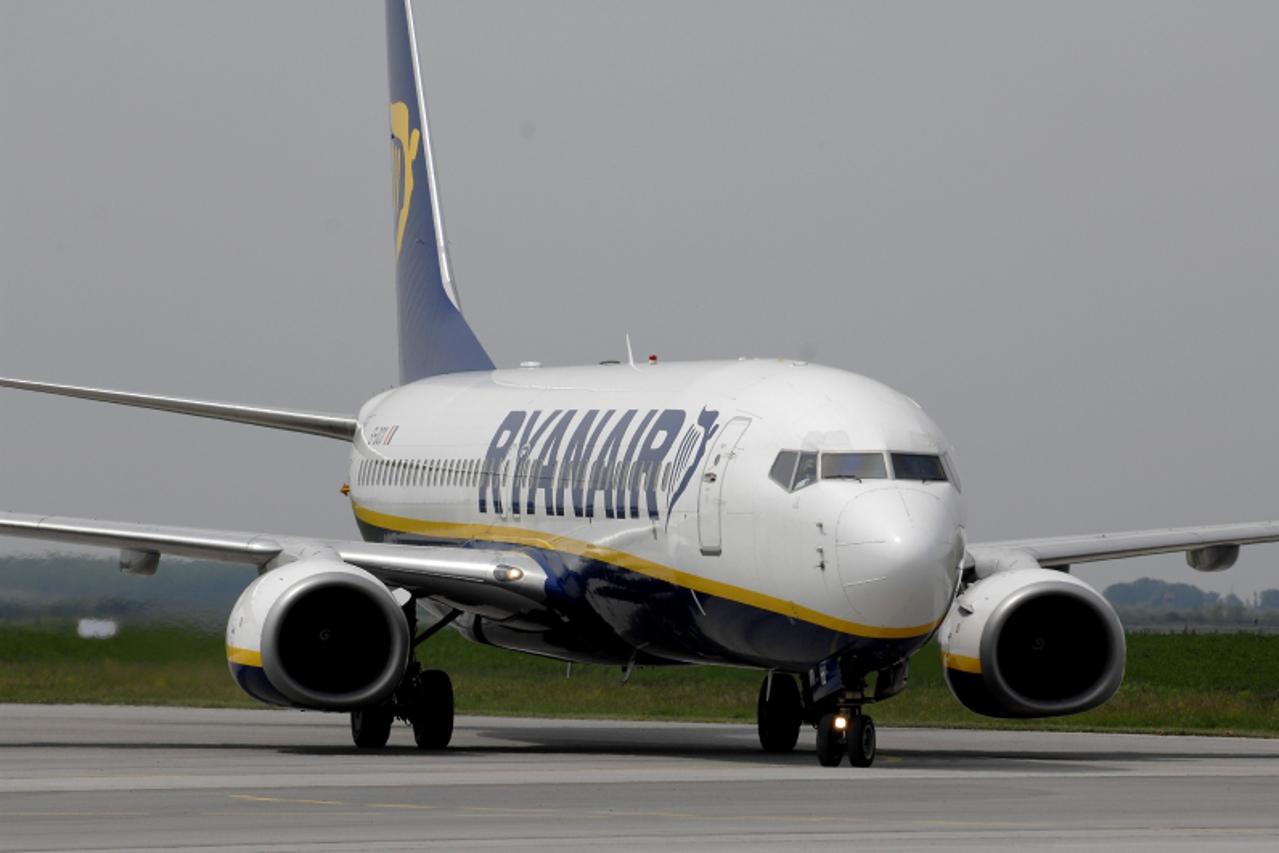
(834, 715, 848, 731)
(493, 565, 524, 582)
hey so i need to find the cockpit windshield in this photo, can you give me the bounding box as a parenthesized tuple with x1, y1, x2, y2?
(820, 452, 888, 481)
(768, 448, 951, 491)
(890, 452, 948, 482)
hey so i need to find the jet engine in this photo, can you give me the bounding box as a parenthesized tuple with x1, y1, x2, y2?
(939, 568, 1125, 718)
(225, 556, 410, 710)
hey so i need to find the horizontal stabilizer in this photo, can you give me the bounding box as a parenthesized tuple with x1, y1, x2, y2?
(0, 377, 357, 441)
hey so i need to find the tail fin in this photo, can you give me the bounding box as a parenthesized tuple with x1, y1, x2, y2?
(385, 0, 494, 382)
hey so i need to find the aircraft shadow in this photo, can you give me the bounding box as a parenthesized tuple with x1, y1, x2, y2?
(6, 727, 1276, 772)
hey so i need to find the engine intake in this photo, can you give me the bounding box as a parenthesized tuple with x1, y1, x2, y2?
(939, 568, 1125, 718)
(227, 558, 410, 710)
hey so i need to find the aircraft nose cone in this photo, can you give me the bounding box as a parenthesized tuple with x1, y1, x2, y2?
(835, 487, 962, 628)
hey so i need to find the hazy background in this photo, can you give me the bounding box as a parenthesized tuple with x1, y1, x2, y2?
(2, 1, 1277, 597)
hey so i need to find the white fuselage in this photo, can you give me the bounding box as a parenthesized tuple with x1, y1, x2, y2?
(347, 358, 965, 674)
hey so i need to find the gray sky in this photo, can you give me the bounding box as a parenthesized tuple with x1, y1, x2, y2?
(2, 1, 1278, 598)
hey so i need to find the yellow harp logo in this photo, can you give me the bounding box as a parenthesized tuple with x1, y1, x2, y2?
(390, 101, 421, 257)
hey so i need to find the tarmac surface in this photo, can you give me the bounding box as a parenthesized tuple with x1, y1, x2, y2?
(3, 704, 1279, 851)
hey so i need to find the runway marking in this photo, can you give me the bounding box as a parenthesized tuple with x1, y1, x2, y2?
(369, 802, 436, 811)
(588, 808, 866, 823)
(220, 795, 868, 824)
(202, 810, 377, 818)
(231, 793, 345, 806)
(0, 811, 149, 818)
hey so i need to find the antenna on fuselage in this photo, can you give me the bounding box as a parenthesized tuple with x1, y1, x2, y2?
(625, 333, 636, 368)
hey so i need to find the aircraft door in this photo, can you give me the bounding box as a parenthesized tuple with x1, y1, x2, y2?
(697, 417, 751, 556)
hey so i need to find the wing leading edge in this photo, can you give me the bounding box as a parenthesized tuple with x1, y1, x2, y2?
(0, 377, 357, 441)
(0, 511, 548, 618)
(970, 520, 1279, 575)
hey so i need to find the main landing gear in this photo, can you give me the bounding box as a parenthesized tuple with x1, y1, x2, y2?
(350, 603, 458, 750)
(754, 671, 879, 768)
(349, 664, 454, 749)
(757, 672, 803, 753)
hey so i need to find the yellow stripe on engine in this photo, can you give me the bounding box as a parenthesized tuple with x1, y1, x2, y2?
(227, 646, 263, 667)
(944, 652, 982, 674)
(353, 503, 944, 641)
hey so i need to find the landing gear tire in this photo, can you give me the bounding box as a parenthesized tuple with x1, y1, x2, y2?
(815, 713, 844, 767)
(756, 673, 802, 753)
(410, 669, 454, 750)
(350, 706, 393, 749)
(847, 714, 876, 768)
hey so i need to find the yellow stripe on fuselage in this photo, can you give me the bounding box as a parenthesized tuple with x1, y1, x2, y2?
(943, 652, 982, 674)
(227, 646, 263, 667)
(353, 503, 941, 641)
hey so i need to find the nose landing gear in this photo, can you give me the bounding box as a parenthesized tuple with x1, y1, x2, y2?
(815, 710, 876, 767)
(755, 671, 879, 767)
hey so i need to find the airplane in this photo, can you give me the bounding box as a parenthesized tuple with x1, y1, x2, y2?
(3, 0, 1278, 768)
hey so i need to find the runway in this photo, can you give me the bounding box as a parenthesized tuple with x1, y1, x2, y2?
(2, 705, 1278, 851)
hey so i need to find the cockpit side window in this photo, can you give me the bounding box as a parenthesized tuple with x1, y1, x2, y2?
(793, 452, 819, 490)
(890, 452, 948, 483)
(821, 452, 888, 481)
(768, 451, 798, 490)
(941, 452, 962, 492)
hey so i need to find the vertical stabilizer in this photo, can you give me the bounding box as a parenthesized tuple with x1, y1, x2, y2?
(385, 0, 494, 382)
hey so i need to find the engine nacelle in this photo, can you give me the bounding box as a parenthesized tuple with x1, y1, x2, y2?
(225, 557, 410, 710)
(939, 568, 1125, 718)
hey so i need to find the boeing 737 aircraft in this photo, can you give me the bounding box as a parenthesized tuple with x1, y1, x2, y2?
(4, 1, 1278, 768)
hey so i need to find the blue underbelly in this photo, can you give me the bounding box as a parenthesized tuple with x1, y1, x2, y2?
(356, 516, 925, 673)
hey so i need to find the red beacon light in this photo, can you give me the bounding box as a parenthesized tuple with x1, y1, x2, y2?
(648, 354, 658, 365)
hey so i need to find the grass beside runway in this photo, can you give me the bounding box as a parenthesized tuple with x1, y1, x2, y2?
(2, 624, 1278, 735)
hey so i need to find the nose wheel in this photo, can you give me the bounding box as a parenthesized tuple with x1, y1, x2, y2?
(815, 709, 876, 768)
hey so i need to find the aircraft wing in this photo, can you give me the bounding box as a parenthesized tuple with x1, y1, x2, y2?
(0, 512, 548, 617)
(969, 521, 1279, 575)
(0, 377, 357, 441)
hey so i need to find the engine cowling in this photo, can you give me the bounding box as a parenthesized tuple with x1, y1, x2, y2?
(939, 568, 1125, 718)
(225, 557, 410, 710)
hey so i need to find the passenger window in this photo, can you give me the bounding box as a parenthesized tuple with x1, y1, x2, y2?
(769, 451, 798, 490)
(821, 452, 888, 481)
(793, 452, 819, 490)
(891, 453, 948, 483)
